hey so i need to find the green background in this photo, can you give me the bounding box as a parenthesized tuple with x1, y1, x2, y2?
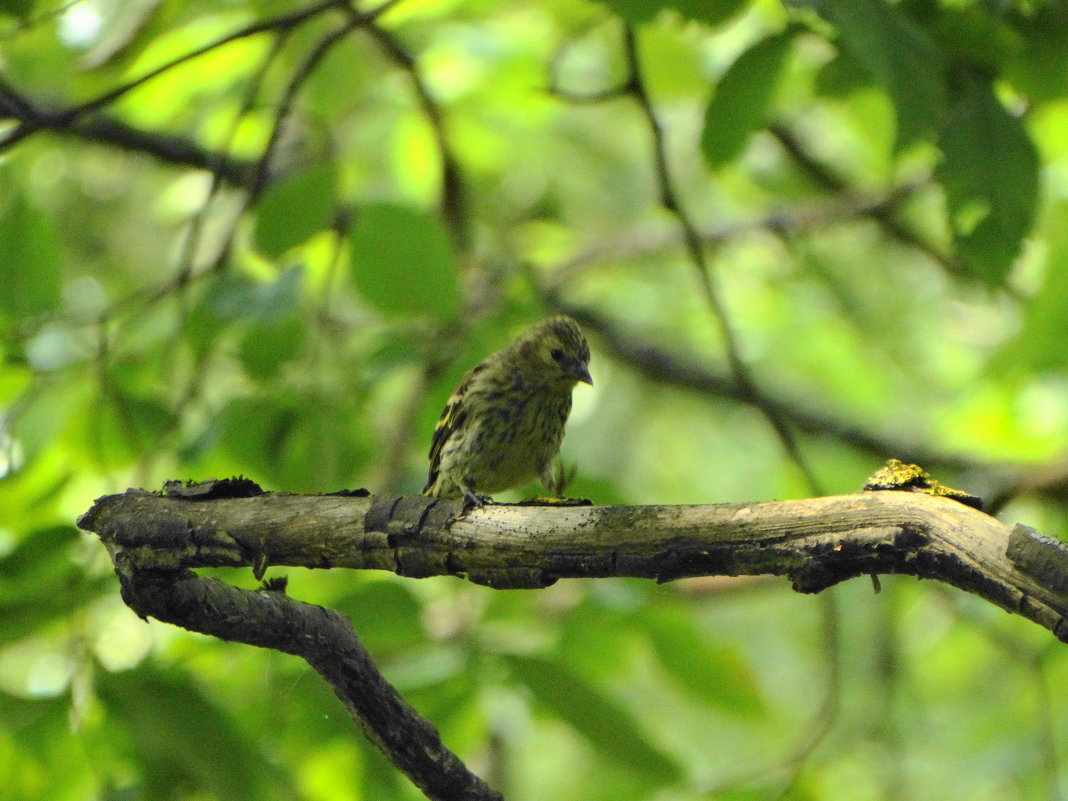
(2, 0, 1067, 798)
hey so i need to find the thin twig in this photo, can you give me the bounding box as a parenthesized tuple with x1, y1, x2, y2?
(768, 122, 963, 277)
(358, 16, 468, 247)
(620, 24, 823, 494)
(552, 300, 980, 472)
(350, 6, 474, 490)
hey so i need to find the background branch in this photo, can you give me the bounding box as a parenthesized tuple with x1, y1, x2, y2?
(552, 300, 979, 472)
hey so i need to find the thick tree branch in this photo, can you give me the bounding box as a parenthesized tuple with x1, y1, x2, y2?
(80, 483, 501, 801)
(78, 485, 1068, 640)
(76, 481, 1068, 799)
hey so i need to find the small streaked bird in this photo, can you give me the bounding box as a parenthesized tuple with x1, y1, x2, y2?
(423, 315, 592, 507)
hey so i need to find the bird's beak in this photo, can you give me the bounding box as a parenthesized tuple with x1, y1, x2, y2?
(573, 361, 593, 386)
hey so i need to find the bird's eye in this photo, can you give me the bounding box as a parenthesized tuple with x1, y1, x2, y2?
(550, 348, 565, 362)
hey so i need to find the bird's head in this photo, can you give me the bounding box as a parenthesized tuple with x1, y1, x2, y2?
(515, 315, 593, 388)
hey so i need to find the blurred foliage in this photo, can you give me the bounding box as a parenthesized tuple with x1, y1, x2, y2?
(2, 0, 1068, 799)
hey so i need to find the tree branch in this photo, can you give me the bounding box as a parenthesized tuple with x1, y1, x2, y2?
(619, 25, 822, 493)
(80, 484, 501, 801)
(109, 566, 500, 801)
(78, 484, 1068, 639)
(767, 122, 963, 276)
(76, 480, 1068, 798)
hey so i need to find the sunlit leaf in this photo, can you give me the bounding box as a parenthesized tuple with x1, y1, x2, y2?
(938, 76, 1039, 285)
(253, 164, 337, 258)
(820, 0, 945, 144)
(701, 30, 796, 167)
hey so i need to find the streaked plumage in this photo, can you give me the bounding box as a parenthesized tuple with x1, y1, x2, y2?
(423, 316, 592, 504)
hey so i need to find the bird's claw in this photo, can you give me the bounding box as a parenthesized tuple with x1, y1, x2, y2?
(460, 490, 493, 514)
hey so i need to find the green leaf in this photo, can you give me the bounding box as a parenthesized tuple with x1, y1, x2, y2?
(209, 267, 303, 321)
(188, 269, 303, 358)
(96, 664, 289, 801)
(928, 7, 1021, 73)
(0, 192, 62, 321)
(503, 654, 682, 784)
(0, 689, 69, 758)
(0, 0, 36, 20)
(701, 30, 795, 167)
(1004, 5, 1068, 103)
(218, 391, 368, 491)
(84, 386, 171, 468)
(815, 48, 873, 97)
(348, 203, 461, 320)
(820, 0, 945, 144)
(991, 203, 1068, 373)
(217, 393, 300, 479)
(938, 76, 1039, 285)
(238, 314, 305, 381)
(598, 0, 745, 26)
(644, 606, 767, 716)
(0, 526, 110, 646)
(253, 164, 337, 258)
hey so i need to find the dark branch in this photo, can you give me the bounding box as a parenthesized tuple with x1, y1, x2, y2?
(114, 566, 500, 801)
(72, 116, 255, 185)
(83, 482, 499, 801)
(0, 85, 255, 182)
(553, 301, 979, 472)
(767, 122, 963, 276)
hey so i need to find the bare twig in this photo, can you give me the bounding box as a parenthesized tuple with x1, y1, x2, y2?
(767, 122, 962, 276)
(553, 301, 979, 471)
(618, 25, 823, 494)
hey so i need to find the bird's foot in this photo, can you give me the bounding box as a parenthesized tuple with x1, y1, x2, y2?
(460, 490, 493, 514)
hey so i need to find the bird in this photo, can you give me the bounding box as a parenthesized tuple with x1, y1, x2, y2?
(422, 315, 592, 507)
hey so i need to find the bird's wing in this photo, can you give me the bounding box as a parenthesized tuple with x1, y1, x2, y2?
(424, 362, 485, 492)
